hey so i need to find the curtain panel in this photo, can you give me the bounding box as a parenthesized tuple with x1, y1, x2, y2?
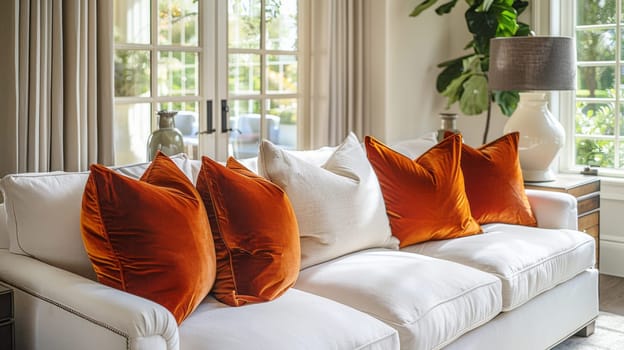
(305, 0, 368, 148)
(1, 0, 113, 177)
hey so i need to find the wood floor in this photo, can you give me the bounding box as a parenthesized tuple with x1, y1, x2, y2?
(600, 274, 624, 315)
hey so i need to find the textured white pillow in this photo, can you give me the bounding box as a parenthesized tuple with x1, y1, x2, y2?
(0, 153, 193, 279)
(390, 131, 438, 159)
(258, 133, 399, 269)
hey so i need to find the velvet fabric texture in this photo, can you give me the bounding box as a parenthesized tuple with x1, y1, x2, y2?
(196, 156, 300, 307)
(365, 134, 481, 247)
(80, 152, 216, 325)
(460, 132, 537, 226)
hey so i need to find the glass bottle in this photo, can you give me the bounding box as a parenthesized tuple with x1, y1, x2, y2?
(437, 113, 459, 142)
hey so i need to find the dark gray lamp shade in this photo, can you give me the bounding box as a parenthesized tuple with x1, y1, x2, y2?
(488, 36, 576, 91)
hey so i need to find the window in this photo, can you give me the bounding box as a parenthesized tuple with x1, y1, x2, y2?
(565, 0, 624, 174)
(113, 0, 202, 164)
(227, 0, 299, 159)
(112, 0, 300, 164)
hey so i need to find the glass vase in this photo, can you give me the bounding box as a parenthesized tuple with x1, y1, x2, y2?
(147, 110, 185, 161)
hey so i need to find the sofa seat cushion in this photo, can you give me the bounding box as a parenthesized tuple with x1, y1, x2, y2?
(295, 249, 502, 350)
(401, 223, 595, 311)
(179, 289, 400, 350)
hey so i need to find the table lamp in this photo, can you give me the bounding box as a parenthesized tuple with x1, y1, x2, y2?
(488, 36, 576, 182)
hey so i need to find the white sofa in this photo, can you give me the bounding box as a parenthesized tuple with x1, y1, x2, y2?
(0, 145, 599, 350)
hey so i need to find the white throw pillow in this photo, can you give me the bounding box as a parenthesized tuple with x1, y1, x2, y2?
(0, 153, 193, 279)
(258, 133, 399, 269)
(390, 131, 438, 159)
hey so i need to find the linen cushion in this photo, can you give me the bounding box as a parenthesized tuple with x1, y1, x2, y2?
(389, 131, 438, 159)
(196, 156, 300, 306)
(295, 249, 502, 350)
(179, 288, 400, 350)
(0, 154, 193, 279)
(365, 134, 481, 247)
(402, 223, 596, 311)
(461, 132, 537, 226)
(81, 152, 216, 324)
(258, 133, 398, 268)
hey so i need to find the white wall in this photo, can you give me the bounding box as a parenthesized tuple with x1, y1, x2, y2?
(370, 0, 508, 147)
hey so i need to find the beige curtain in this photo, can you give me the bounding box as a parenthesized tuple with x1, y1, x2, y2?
(0, 0, 114, 177)
(305, 0, 367, 148)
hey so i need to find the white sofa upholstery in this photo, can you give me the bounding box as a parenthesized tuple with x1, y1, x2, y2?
(0, 151, 599, 350)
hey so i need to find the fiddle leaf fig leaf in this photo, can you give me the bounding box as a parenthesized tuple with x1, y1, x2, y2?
(459, 75, 489, 115)
(410, 0, 440, 17)
(442, 74, 471, 107)
(516, 22, 532, 36)
(493, 90, 520, 116)
(435, 0, 459, 14)
(476, 0, 495, 12)
(437, 61, 464, 93)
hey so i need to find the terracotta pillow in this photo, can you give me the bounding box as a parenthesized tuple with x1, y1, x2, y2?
(365, 134, 481, 247)
(81, 152, 216, 324)
(460, 132, 537, 226)
(196, 156, 300, 307)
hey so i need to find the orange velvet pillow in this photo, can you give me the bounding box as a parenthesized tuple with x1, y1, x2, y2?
(460, 132, 537, 226)
(365, 134, 481, 247)
(195, 156, 300, 307)
(81, 152, 217, 324)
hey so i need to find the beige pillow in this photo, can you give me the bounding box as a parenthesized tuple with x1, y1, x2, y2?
(258, 133, 399, 268)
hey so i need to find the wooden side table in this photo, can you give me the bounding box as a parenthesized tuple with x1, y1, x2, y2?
(0, 285, 14, 350)
(524, 175, 601, 268)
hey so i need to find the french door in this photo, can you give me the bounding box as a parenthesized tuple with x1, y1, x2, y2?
(113, 0, 299, 164)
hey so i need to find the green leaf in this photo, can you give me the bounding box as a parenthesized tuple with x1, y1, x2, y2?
(459, 75, 489, 115)
(513, 0, 529, 15)
(435, 0, 459, 14)
(442, 74, 471, 107)
(410, 0, 440, 16)
(476, 0, 495, 12)
(437, 59, 464, 93)
(437, 53, 474, 68)
(495, 8, 519, 37)
(493, 90, 520, 116)
(515, 22, 531, 36)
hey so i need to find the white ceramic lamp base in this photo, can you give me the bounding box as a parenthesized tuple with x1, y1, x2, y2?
(503, 92, 565, 182)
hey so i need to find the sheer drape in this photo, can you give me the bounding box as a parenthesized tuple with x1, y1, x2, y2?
(305, 0, 368, 148)
(1, 0, 113, 177)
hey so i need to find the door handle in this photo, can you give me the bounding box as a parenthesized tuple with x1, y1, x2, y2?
(221, 99, 232, 133)
(198, 100, 216, 134)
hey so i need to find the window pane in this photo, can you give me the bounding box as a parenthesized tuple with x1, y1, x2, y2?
(229, 54, 261, 95)
(576, 138, 614, 167)
(115, 50, 151, 97)
(267, 55, 297, 93)
(114, 103, 152, 165)
(229, 99, 262, 159)
(576, 102, 616, 136)
(577, 66, 615, 98)
(114, 0, 150, 44)
(577, 28, 616, 62)
(228, 0, 261, 49)
(158, 51, 198, 96)
(268, 98, 297, 150)
(266, 0, 298, 50)
(577, 0, 616, 25)
(158, 0, 198, 46)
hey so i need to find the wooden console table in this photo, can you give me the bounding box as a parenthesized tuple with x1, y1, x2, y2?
(0, 285, 14, 350)
(524, 175, 601, 268)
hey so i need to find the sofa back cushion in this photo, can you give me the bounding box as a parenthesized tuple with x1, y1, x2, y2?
(0, 154, 193, 279)
(258, 133, 399, 268)
(196, 157, 300, 306)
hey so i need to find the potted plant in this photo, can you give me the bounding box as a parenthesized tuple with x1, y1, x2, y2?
(410, 0, 531, 143)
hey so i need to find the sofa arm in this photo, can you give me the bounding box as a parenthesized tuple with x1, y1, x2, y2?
(525, 189, 578, 230)
(0, 250, 179, 350)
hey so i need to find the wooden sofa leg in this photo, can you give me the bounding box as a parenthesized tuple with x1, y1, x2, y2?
(575, 320, 596, 337)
